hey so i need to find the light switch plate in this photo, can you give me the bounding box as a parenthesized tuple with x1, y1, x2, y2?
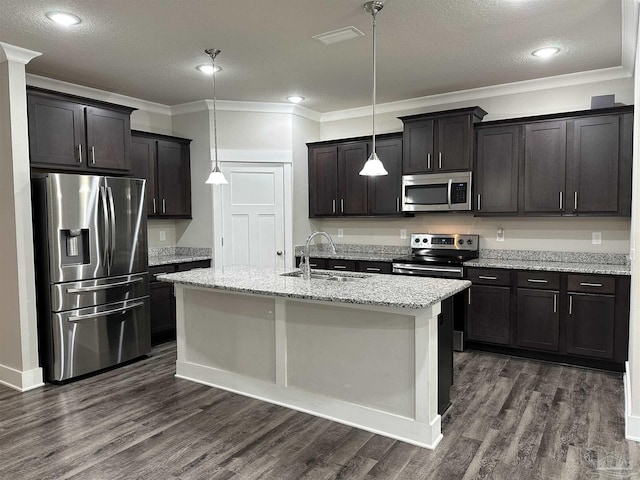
(337, 228, 344, 238)
(592, 232, 602, 245)
(159, 230, 166, 241)
(400, 229, 407, 239)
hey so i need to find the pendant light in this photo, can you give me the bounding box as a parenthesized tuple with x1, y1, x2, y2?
(205, 48, 228, 185)
(359, 1, 388, 176)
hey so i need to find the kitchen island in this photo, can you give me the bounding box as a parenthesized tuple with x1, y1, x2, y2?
(158, 266, 470, 449)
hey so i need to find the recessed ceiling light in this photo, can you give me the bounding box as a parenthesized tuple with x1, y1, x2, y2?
(532, 47, 560, 58)
(45, 11, 81, 26)
(196, 64, 222, 74)
(286, 96, 305, 104)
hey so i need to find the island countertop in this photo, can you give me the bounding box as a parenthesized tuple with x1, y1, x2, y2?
(158, 265, 471, 309)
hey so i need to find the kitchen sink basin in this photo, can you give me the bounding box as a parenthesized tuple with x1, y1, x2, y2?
(280, 271, 369, 281)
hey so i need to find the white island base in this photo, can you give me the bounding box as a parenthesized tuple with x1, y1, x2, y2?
(174, 285, 443, 449)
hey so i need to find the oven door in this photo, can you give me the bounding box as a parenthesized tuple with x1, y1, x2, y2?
(392, 262, 464, 278)
(402, 172, 472, 212)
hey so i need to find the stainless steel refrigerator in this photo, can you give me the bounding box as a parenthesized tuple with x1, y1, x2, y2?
(31, 173, 150, 382)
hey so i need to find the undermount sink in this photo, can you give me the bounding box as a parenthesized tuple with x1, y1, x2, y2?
(281, 271, 369, 281)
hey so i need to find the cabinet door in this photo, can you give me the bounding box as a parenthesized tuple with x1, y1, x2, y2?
(85, 106, 131, 171)
(157, 140, 191, 217)
(436, 115, 472, 171)
(568, 116, 619, 214)
(308, 146, 338, 216)
(369, 137, 403, 215)
(326, 259, 357, 271)
(466, 285, 511, 345)
(338, 142, 369, 215)
(524, 121, 566, 213)
(475, 126, 520, 213)
(27, 94, 85, 169)
(149, 282, 175, 344)
(566, 293, 615, 359)
(516, 288, 559, 351)
(403, 119, 434, 174)
(130, 136, 157, 216)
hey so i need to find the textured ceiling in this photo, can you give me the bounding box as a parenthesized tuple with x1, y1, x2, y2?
(0, 0, 625, 112)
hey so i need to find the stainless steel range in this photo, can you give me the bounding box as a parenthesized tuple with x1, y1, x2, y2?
(392, 233, 479, 278)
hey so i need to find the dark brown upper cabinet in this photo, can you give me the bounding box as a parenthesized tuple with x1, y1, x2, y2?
(474, 125, 521, 214)
(474, 105, 633, 217)
(307, 133, 403, 218)
(130, 131, 192, 219)
(27, 87, 134, 173)
(400, 107, 487, 174)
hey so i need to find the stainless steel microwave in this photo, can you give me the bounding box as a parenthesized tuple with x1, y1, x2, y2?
(402, 171, 472, 212)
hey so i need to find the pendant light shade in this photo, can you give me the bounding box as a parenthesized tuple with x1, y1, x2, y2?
(204, 48, 228, 185)
(359, 1, 388, 177)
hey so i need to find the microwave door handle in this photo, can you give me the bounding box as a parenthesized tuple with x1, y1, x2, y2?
(100, 186, 110, 271)
(447, 179, 453, 209)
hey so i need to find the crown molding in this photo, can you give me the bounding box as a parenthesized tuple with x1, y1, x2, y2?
(622, 0, 639, 74)
(321, 67, 632, 123)
(170, 99, 321, 121)
(0, 43, 41, 64)
(25, 74, 172, 115)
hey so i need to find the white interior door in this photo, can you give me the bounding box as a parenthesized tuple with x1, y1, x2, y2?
(221, 163, 286, 269)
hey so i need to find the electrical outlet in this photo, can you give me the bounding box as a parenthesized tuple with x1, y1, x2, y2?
(496, 228, 505, 242)
(400, 229, 407, 239)
(592, 232, 602, 245)
(159, 230, 166, 241)
(337, 228, 344, 238)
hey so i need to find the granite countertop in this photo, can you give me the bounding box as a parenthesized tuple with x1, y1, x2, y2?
(149, 254, 212, 267)
(158, 266, 471, 309)
(464, 258, 630, 276)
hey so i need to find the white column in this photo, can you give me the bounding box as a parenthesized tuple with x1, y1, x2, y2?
(0, 42, 43, 391)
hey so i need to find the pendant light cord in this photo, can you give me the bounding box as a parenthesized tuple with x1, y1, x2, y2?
(371, 8, 377, 155)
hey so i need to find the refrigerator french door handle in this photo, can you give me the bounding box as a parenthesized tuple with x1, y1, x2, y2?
(68, 301, 145, 322)
(107, 186, 116, 271)
(66, 277, 144, 294)
(100, 186, 110, 271)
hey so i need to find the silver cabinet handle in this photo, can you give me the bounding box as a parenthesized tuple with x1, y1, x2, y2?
(438, 152, 442, 169)
(69, 301, 145, 322)
(333, 265, 348, 269)
(91, 145, 96, 165)
(559, 191, 563, 210)
(341, 198, 344, 213)
(553, 294, 557, 313)
(478, 275, 497, 280)
(332, 199, 336, 213)
(580, 282, 603, 287)
(366, 267, 381, 272)
(427, 153, 431, 170)
(78, 144, 83, 164)
(574, 192, 578, 210)
(477, 194, 481, 211)
(162, 198, 166, 213)
(468, 289, 471, 305)
(527, 279, 548, 284)
(152, 198, 157, 214)
(396, 197, 400, 212)
(66, 277, 143, 294)
(569, 295, 573, 315)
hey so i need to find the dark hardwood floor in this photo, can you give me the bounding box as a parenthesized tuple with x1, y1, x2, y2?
(1, 343, 639, 479)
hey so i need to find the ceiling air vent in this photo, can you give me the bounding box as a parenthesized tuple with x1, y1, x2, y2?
(312, 26, 364, 45)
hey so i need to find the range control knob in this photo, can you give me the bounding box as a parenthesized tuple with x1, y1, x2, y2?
(458, 239, 464, 245)
(467, 239, 473, 245)
(414, 238, 420, 243)
(422, 238, 429, 243)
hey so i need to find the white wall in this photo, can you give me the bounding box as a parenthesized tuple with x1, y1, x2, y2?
(292, 115, 320, 244)
(310, 75, 635, 253)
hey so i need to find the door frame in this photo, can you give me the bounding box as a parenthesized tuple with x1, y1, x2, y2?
(211, 149, 293, 270)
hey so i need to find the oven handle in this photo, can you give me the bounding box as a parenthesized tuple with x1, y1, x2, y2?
(392, 263, 462, 274)
(447, 178, 453, 209)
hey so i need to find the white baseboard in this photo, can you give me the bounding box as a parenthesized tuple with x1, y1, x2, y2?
(0, 363, 44, 392)
(624, 361, 640, 441)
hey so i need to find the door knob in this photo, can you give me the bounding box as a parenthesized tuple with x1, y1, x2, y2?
(276, 250, 283, 255)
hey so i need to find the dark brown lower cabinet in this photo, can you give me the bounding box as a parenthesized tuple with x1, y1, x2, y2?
(516, 288, 559, 351)
(566, 293, 615, 359)
(466, 285, 511, 345)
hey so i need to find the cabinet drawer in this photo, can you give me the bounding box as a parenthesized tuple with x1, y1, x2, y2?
(356, 261, 392, 274)
(517, 271, 560, 290)
(326, 259, 357, 271)
(466, 268, 511, 286)
(177, 260, 211, 271)
(567, 274, 615, 294)
(295, 257, 327, 269)
(149, 264, 177, 283)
